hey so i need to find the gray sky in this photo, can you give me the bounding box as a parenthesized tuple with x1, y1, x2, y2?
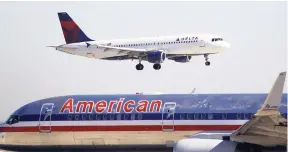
(0, 1, 286, 121)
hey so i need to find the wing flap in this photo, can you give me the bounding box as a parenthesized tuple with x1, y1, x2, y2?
(97, 44, 147, 52)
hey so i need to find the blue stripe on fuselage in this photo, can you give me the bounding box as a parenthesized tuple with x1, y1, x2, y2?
(9, 112, 288, 122)
(8, 94, 287, 123)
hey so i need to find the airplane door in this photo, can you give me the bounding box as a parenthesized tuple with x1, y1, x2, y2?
(39, 103, 54, 133)
(199, 40, 205, 47)
(162, 102, 176, 132)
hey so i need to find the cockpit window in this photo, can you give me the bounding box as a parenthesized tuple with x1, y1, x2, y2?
(212, 38, 223, 42)
(6, 115, 20, 125)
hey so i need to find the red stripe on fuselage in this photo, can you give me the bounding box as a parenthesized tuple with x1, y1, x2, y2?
(0, 125, 241, 132)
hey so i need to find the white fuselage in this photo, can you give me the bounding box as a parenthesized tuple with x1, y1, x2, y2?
(56, 34, 230, 59)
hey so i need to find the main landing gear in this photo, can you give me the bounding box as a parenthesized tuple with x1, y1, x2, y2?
(204, 54, 211, 66)
(135, 58, 162, 70)
(136, 63, 144, 70)
(153, 63, 161, 70)
(136, 63, 162, 70)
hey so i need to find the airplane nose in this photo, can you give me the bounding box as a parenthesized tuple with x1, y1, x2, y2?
(223, 42, 230, 49)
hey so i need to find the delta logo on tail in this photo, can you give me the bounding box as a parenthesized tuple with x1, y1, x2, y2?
(60, 98, 163, 113)
(58, 12, 93, 44)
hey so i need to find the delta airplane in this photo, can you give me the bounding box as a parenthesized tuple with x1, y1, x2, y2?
(49, 12, 230, 70)
(0, 72, 286, 151)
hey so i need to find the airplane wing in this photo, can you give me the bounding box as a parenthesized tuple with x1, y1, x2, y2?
(230, 72, 287, 147)
(95, 44, 148, 56)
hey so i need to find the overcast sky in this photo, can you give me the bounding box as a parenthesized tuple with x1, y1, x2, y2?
(0, 1, 286, 121)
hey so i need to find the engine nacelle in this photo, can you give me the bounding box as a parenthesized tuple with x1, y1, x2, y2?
(173, 138, 286, 152)
(171, 56, 192, 63)
(173, 139, 238, 152)
(146, 50, 166, 63)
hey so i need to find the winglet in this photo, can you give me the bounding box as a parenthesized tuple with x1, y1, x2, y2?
(256, 72, 286, 114)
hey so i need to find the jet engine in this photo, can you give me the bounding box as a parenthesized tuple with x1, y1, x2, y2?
(171, 56, 192, 63)
(173, 138, 287, 152)
(146, 50, 166, 63)
(173, 139, 238, 152)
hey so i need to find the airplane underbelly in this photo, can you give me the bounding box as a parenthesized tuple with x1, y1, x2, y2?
(1, 120, 244, 147)
(168, 47, 224, 55)
(3, 131, 196, 146)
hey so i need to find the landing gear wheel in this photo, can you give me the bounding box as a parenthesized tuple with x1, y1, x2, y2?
(153, 64, 161, 70)
(204, 54, 210, 66)
(136, 63, 144, 70)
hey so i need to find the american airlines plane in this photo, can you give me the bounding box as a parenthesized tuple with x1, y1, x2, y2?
(49, 12, 230, 70)
(0, 72, 286, 151)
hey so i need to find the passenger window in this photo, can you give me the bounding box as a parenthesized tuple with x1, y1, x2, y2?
(194, 113, 199, 120)
(237, 113, 241, 120)
(180, 114, 185, 120)
(117, 114, 121, 120)
(138, 113, 143, 120)
(244, 113, 250, 119)
(201, 113, 206, 120)
(96, 114, 100, 120)
(131, 114, 135, 120)
(67, 115, 72, 120)
(82, 114, 87, 120)
(109, 114, 114, 120)
(124, 114, 129, 120)
(103, 114, 107, 120)
(75, 115, 79, 120)
(222, 113, 227, 120)
(208, 113, 213, 120)
(187, 113, 192, 120)
(89, 114, 93, 120)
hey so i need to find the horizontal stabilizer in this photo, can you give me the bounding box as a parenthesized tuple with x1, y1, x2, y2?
(46, 46, 58, 48)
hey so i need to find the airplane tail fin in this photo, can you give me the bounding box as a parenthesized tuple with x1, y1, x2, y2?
(256, 71, 286, 114)
(57, 12, 93, 44)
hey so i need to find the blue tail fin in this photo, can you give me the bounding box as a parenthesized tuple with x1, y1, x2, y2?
(57, 12, 93, 44)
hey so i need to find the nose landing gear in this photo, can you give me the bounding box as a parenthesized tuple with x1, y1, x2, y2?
(204, 54, 211, 66)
